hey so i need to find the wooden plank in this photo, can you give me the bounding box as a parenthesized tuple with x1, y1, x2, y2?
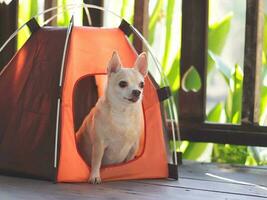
(134, 179, 267, 198)
(44, 0, 57, 26)
(133, 0, 149, 53)
(0, 175, 266, 200)
(179, 0, 208, 123)
(0, 0, 18, 70)
(242, 0, 264, 124)
(180, 160, 267, 187)
(83, 0, 103, 27)
(135, 160, 267, 197)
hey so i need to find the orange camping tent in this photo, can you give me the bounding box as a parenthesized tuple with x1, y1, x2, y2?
(0, 16, 178, 182)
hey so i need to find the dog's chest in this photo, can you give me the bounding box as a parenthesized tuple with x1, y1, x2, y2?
(98, 111, 141, 164)
(103, 132, 136, 164)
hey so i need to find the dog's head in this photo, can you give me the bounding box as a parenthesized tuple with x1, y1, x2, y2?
(106, 51, 148, 105)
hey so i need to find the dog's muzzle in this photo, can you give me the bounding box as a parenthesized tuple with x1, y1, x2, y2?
(132, 90, 141, 98)
(125, 90, 141, 103)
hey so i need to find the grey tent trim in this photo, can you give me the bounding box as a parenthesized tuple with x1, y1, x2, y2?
(54, 16, 74, 169)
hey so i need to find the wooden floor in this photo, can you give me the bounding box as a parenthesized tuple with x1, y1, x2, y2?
(0, 161, 267, 200)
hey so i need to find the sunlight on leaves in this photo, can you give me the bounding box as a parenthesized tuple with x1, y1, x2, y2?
(263, 15, 267, 61)
(57, 0, 70, 26)
(183, 142, 214, 162)
(207, 102, 226, 123)
(208, 13, 233, 72)
(212, 144, 248, 164)
(167, 53, 180, 92)
(148, 0, 163, 44)
(208, 50, 231, 85)
(161, 0, 175, 70)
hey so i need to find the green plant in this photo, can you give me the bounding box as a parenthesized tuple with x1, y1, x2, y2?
(178, 15, 233, 162)
(208, 52, 247, 164)
(146, 1, 235, 163)
(149, 1, 267, 165)
(204, 14, 267, 166)
(148, 0, 163, 44)
(57, 0, 71, 26)
(17, 0, 77, 49)
(17, 0, 38, 49)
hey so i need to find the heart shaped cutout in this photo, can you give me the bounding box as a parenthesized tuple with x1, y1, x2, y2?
(181, 65, 202, 92)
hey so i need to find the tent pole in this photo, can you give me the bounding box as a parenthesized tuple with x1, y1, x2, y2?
(53, 16, 74, 182)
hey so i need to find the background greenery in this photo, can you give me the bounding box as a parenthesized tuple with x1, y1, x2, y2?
(16, 0, 267, 165)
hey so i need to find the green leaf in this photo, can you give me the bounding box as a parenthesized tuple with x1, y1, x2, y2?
(248, 147, 261, 164)
(261, 13, 266, 105)
(224, 64, 243, 123)
(212, 144, 248, 164)
(259, 65, 267, 125)
(263, 51, 266, 65)
(148, 0, 163, 44)
(161, 0, 175, 69)
(181, 66, 202, 92)
(58, 0, 70, 26)
(120, 0, 129, 18)
(208, 50, 231, 86)
(230, 64, 243, 123)
(17, 0, 31, 49)
(263, 15, 267, 61)
(207, 102, 225, 122)
(245, 155, 258, 166)
(179, 141, 189, 152)
(208, 13, 232, 53)
(208, 13, 233, 72)
(259, 85, 267, 125)
(225, 91, 233, 122)
(183, 142, 213, 161)
(248, 147, 267, 165)
(167, 53, 180, 92)
(212, 144, 220, 161)
(30, 0, 38, 18)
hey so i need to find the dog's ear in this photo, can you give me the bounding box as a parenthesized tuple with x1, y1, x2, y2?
(107, 51, 122, 74)
(134, 52, 148, 77)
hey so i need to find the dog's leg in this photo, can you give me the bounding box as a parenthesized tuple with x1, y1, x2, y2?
(125, 141, 139, 162)
(89, 142, 105, 184)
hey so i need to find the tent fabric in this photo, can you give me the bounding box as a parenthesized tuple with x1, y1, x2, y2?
(0, 24, 171, 182)
(57, 27, 168, 182)
(73, 76, 98, 132)
(0, 27, 67, 180)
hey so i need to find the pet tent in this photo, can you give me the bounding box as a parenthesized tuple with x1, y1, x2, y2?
(0, 4, 179, 182)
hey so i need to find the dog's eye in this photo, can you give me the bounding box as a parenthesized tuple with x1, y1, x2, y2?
(119, 81, 128, 88)
(139, 82, 144, 89)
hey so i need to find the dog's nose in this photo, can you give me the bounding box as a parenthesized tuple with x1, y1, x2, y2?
(132, 90, 141, 97)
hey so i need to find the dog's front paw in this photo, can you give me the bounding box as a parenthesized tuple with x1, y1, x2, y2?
(89, 176, 102, 184)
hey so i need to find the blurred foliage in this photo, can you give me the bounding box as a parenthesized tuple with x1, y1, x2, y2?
(146, 0, 267, 166)
(208, 14, 232, 72)
(57, 0, 71, 26)
(17, 0, 38, 49)
(161, 0, 175, 70)
(212, 144, 249, 164)
(17, 0, 78, 49)
(148, 0, 163, 44)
